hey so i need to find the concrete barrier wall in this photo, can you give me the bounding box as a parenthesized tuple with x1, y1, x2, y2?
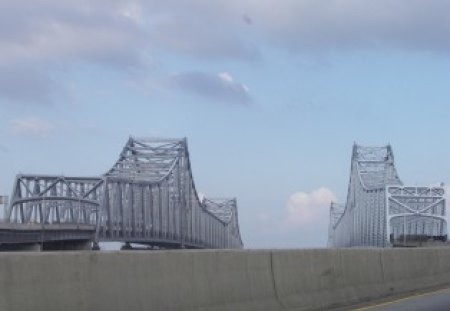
(271, 248, 450, 310)
(1, 248, 450, 311)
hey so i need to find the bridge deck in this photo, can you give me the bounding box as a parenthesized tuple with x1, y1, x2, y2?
(0, 223, 95, 244)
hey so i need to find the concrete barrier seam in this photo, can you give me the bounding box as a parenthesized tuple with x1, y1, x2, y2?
(269, 251, 288, 310)
(378, 250, 386, 284)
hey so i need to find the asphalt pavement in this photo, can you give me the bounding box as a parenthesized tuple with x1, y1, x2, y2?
(351, 287, 450, 311)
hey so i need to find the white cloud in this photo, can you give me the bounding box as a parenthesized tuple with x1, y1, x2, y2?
(250, 187, 337, 247)
(119, 2, 144, 25)
(10, 117, 54, 137)
(142, 1, 450, 57)
(282, 187, 337, 228)
(218, 72, 233, 83)
(231, 0, 450, 55)
(0, 0, 147, 104)
(168, 71, 252, 105)
(4, 1, 450, 104)
(0, 0, 146, 67)
(145, 2, 259, 61)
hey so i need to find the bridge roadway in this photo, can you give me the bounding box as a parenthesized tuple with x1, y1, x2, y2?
(351, 287, 450, 311)
(0, 223, 95, 250)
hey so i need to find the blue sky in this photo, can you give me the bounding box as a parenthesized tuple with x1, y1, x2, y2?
(1, 0, 450, 248)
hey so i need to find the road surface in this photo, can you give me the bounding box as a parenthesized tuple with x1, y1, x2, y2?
(352, 287, 450, 311)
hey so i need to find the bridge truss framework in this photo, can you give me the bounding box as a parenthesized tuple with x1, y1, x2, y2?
(329, 144, 447, 247)
(4, 137, 243, 249)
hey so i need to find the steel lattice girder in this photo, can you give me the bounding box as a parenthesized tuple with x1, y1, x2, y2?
(6, 137, 243, 249)
(329, 144, 447, 248)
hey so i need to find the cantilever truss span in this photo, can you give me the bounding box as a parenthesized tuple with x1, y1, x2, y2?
(5, 137, 243, 249)
(328, 144, 447, 247)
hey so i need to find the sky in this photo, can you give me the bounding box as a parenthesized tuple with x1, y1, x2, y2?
(1, 0, 450, 248)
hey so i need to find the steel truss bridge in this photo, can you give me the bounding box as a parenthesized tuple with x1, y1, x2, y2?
(329, 144, 447, 248)
(2, 137, 243, 249)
